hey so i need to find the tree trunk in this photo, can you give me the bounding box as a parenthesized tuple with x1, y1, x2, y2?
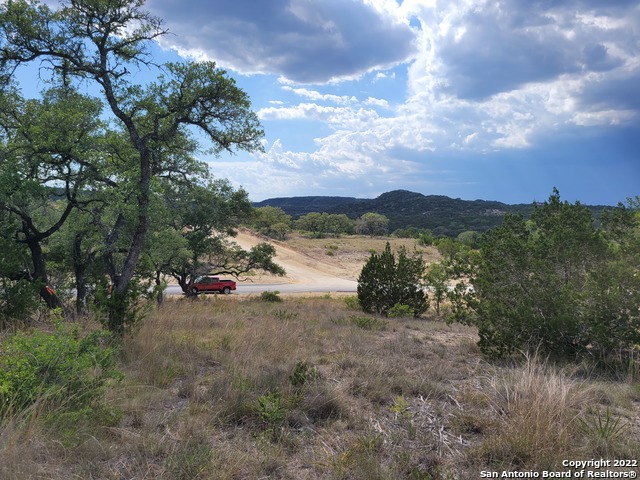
(24, 237, 63, 310)
(155, 271, 164, 306)
(73, 233, 91, 315)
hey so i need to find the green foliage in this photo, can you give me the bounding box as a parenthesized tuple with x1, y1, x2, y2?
(355, 212, 390, 236)
(456, 230, 482, 248)
(289, 360, 319, 388)
(295, 212, 354, 237)
(423, 263, 450, 317)
(467, 189, 640, 362)
(252, 206, 292, 240)
(0, 0, 264, 330)
(357, 243, 428, 317)
(260, 290, 282, 302)
(94, 279, 153, 337)
(45, 403, 122, 448)
(325, 243, 338, 255)
(343, 295, 361, 310)
(578, 406, 630, 444)
(0, 278, 39, 328)
(388, 303, 415, 318)
(0, 318, 121, 415)
(389, 395, 412, 421)
(257, 391, 286, 430)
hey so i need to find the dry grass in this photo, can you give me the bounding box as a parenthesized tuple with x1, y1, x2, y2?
(2, 296, 639, 479)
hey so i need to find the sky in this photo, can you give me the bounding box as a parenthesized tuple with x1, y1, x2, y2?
(22, 0, 640, 205)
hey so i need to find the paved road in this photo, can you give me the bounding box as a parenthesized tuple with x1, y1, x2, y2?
(165, 279, 357, 296)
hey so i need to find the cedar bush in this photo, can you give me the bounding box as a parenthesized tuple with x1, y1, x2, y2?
(466, 190, 640, 363)
(357, 243, 428, 317)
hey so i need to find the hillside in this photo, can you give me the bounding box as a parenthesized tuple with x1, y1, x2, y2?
(255, 190, 608, 236)
(253, 195, 359, 218)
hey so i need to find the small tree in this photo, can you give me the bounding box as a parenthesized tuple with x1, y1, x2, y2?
(355, 212, 389, 236)
(357, 243, 428, 317)
(252, 206, 292, 240)
(424, 262, 450, 317)
(295, 212, 354, 237)
(466, 189, 640, 362)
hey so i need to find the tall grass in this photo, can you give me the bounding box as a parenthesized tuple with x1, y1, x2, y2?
(1, 296, 638, 478)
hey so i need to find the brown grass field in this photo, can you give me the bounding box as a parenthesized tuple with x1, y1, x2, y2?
(2, 293, 639, 479)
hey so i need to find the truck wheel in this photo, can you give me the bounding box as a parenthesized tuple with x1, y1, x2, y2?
(222, 287, 231, 294)
(191, 287, 199, 295)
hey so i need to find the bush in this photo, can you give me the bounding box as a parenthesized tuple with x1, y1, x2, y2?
(289, 360, 319, 388)
(0, 278, 40, 329)
(467, 190, 640, 362)
(343, 296, 361, 310)
(357, 243, 428, 317)
(0, 318, 121, 415)
(388, 303, 415, 318)
(260, 290, 282, 302)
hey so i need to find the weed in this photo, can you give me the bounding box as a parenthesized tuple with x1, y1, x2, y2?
(273, 308, 298, 321)
(289, 360, 319, 388)
(326, 244, 338, 256)
(257, 391, 286, 432)
(215, 334, 233, 351)
(389, 303, 415, 318)
(474, 355, 591, 470)
(389, 395, 412, 421)
(350, 315, 387, 331)
(577, 405, 631, 456)
(343, 295, 361, 310)
(260, 290, 282, 302)
(0, 320, 120, 415)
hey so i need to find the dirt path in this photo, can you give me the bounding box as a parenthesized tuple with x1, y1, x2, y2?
(233, 231, 358, 290)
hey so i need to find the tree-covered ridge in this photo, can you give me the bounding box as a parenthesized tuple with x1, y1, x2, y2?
(253, 196, 359, 218)
(256, 189, 609, 236)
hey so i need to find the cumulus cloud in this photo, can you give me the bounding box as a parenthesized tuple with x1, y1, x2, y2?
(281, 86, 357, 104)
(153, 0, 639, 201)
(420, 0, 636, 100)
(148, 0, 417, 83)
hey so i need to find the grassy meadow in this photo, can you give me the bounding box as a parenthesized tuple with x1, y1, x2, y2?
(1, 294, 639, 479)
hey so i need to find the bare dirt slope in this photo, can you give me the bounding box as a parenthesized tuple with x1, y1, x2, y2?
(233, 230, 440, 290)
(233, 230, 358, 289)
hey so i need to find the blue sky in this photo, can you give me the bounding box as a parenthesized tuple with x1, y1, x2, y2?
(23, 0, 640, 205)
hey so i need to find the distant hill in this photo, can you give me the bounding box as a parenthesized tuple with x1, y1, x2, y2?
(254, 190, 608, 237)
(253, 196, 360, 218)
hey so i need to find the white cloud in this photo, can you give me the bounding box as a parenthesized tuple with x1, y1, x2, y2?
(364, 97, 390, 108)
(281, 86, 357, 105)
(149, 0, 417, 83)
(160, 0, 639, 201)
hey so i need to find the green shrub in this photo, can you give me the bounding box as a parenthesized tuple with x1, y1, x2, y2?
(257, 391, 286, 430)
(469, 191, 640, 362)
(343, 296, 361, 310)
(0, 278, 40, 329)
(260, 290, 282, 302)
(357, 243, 428, 317)
(388, 303, 415, 318)
(0, 318, 121, 415)
(289, 360, 319, 388)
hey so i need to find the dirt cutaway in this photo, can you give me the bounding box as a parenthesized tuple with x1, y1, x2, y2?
(233, 230, 359, 291)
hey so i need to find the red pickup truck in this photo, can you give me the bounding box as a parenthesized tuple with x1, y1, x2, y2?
(191, 276, 237, 295)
